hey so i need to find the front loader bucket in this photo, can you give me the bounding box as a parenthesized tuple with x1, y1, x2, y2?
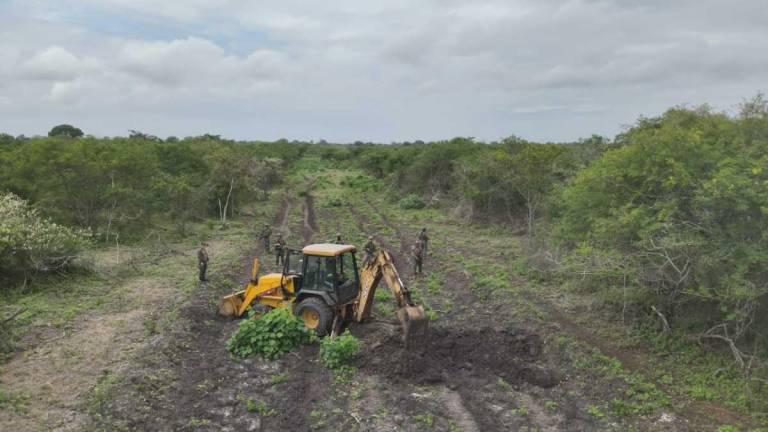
(396, 305, 428, 348)
(218, 291, 245, 318)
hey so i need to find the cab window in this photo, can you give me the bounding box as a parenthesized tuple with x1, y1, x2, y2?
(324, 257, 338, 288)
(304, 255, 323, 290)
(338, 252, 358, 283)
(284, 250, 303, 275)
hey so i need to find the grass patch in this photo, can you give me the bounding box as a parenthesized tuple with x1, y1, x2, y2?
(565, 341, 670, 418)
(413, 412, 435, 428)
(0, 389, 30, 414)
(237, 394, 277, 417)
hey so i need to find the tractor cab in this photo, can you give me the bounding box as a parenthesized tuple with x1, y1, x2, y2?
(286, 244, 360, 307)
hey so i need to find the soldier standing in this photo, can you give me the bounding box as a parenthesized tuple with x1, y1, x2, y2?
(418, 228, 429, 261)
(275, 233, 286, 266)
(259, 223, 272, 251)
(197, 242, 210, 282)
(362, 236, 377, 266)
(411, 242, 423, 276)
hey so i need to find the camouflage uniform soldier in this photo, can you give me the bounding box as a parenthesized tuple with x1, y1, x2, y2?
(197, 242, 210, 282)
(362, 236, 377, 266)
(411, 242, 423, 276)
(334, 233, 343, 244)
(418, 228, 429, 261)
(259, 223, 272, 251)
(274, 233, 286, 266)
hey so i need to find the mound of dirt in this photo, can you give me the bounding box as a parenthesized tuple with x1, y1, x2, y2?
(357, 326, 561, 388)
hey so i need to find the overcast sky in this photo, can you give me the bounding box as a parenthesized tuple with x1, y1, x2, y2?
(1, 0, 766, 142)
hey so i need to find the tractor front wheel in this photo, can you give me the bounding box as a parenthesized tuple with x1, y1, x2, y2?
(295, 297, 334, 336)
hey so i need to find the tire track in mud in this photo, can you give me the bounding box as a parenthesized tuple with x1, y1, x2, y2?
(273, 195, 292, 232)
(301, 193, 319, 244)
(347, 202, 514, 432)
(450, 240, 754, 430)
(268, 188, 333, 432)
(87, 196, 319, 432)
(350, 200, 614, 432)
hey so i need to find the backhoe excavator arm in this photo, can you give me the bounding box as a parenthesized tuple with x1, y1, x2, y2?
(354, 250, 416, 321)
(353, 250, 427, 345)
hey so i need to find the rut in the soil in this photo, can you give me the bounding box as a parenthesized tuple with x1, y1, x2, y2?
(273, 196, 291, 231)
(356, 325, 561, 389)
(301, 193, 318, 244)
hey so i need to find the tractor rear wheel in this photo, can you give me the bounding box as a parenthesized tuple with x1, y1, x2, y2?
(295, 297, 334, 336)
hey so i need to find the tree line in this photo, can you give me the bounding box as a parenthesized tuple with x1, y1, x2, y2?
(0, 135, 311, 285)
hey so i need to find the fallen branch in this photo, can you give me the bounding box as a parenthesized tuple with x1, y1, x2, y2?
(699, 324, 750, 369)
(2, 308, 26, 324)
(350, 413, 361, 424)
(650, 305, 670, 333)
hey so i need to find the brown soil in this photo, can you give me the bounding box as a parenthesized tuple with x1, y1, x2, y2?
(356, 325, 561, 389)
(0, 242, 229, 432)
(273, 195, 291, 230)
(302, 193, 318, 244)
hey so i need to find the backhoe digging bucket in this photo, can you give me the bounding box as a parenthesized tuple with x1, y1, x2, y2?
(218, 258, 260, 318)
(396, 305, 428, 349)
(218, 291, 245, 318)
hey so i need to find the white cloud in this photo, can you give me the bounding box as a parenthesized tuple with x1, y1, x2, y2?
(116, 37, 288, 97)
(48, 80, 84, 103)
(21, 46, 90, 81)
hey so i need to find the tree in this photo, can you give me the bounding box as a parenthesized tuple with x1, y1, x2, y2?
(128, 130, 160, 141)
(506, 143, 566, 239)
(48, 124, 84, 138)
(0, 133, 14, 144)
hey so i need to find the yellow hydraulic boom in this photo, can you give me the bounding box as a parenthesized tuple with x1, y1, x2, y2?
(354, 250, 427, 344)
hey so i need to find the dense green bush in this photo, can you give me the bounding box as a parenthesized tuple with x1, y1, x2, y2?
(398, 194, 426, 210)
(319, 330, 360, 369)
(226, 308, 314, 359)
(0, 193, 89, 281)
(555, 104, 768, 351)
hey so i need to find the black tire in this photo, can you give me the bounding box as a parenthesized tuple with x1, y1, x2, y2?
(295, 297, 334, 336)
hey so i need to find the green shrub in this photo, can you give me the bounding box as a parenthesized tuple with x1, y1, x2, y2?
(319, 330, 360, 369)
(326, 195, 343, 207)
(226, 308, 314, 359)
(0, 193, 89, 281)
(398, 194, 426, 210)
(555, 104, 768, 359)
(341, 174, 380, 191)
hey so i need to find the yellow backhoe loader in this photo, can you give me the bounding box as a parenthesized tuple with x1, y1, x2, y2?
(218, 243, 427, 344)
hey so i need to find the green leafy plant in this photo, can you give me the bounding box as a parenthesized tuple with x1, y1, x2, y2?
(319, 330, 360, 369)
(413, 412, 434, 427)
(398, 194, 426, 210)
(0, 193, 90, 280)
(226, 307, 314, 359)
(586, 404, 605, 418)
